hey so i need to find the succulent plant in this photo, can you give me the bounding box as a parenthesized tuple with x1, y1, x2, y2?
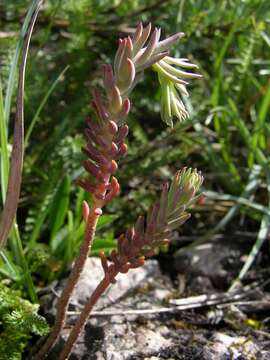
(36, 23, 202, 360)
(100, 168, 203, 283)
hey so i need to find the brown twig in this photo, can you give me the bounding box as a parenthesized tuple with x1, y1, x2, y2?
(65, 282, 269, 317)
(66, 300, 270, 317)
(34, 209, 101, 359)
(0, 0, 43, 248)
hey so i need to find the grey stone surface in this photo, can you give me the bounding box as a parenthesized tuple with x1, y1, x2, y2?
(69, 257, 161, 309)
(174, 242, 242, 288)
(203, 332, 262, 360)
(49, 258, 174, 360)
(44, 257, 270, 360)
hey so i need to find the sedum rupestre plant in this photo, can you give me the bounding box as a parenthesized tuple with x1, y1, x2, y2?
(35, 23, 202, 359)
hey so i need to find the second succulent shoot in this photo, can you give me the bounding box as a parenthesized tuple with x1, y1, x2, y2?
(100, 167, 204, 284)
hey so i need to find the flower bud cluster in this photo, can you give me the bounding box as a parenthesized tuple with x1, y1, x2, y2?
(99, 168, 203, 283)
(113, 22, 201, 126)
(78, 23, 200, 208)
(154, 56, 202, 127)
(113, 23, 185, 94)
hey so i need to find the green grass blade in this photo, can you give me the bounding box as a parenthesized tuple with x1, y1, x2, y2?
(229, 168, 270, 291)
(91, 233, 117, 256)
(49, 175, 71, 251)
(4, 0, 41, 130)
(249, 83, 270, 165)
(174, 165, 261, 257)
(25, 65, 70, 147)
(212, 21, 238, 107)
(257, 82, 270, 147)
(0, 0, 42, 302)
(210, 20, 241, 190)
(230, 214, 270, 292)
(10, 225, 37, 302)
(204, 191, 270, 217)
(0, 249, 20, 281)
(28, 165, 63, 248)
(206, 165, 260, 237)
(227, 97, 267, 166)
(29, 211, 48, 249)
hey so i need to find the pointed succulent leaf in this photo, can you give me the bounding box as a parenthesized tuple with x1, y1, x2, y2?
(153, 62, 189, 85)
(132, 23, 152, 56)
(132, 22, 143, 46)
(136, 51, 169, 72)
(153, 32, 185, 54)
(159, 59, 202, 79)
(175, 83, 189, 97)
(134, 28, 161, 66)
(168, 213, 191, 230)
(157, 183, 169, 227)
(117, 58, 136, 93)
(163, 56, 199, 69)
(114, 39, 125, 77)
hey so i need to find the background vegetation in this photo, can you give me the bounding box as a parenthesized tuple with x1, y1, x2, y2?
(0, 0, 269, 357)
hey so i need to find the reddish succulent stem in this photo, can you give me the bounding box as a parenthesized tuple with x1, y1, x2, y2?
(59, 270, 118, 360)
(34, 205, 103, 360)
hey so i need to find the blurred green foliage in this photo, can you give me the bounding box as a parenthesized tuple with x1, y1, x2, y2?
(0, 0, 269, 304)
(0, 281, 49, 360)
(0, 0, 270, 356)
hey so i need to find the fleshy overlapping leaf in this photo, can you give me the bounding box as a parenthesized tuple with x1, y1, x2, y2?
(79, 23, 201, 206)
(100, 168, 203, 280)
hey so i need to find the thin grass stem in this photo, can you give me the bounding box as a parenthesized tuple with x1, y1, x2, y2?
(25, 65, 70, 148)
(229, 168, 270, 291)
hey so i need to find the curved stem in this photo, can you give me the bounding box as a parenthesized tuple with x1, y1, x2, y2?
(0, 0, 43, 248)
(34, 208, 101, 360)
(59, 271, 117, 360)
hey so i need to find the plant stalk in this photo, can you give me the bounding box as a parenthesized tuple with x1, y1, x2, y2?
(59, 271, 117, 360)
(34, 207, 101, 359)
